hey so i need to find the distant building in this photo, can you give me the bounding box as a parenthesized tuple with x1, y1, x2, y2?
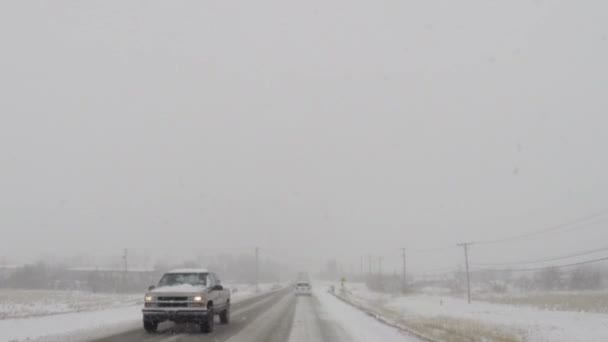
(0, 264, 160, 293)
(0, 265, 22, 281)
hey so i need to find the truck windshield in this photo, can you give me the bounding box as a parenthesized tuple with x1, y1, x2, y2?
(158, 273, 207, 287)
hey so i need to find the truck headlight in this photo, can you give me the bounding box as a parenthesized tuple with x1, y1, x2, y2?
(193, 296, 203, 302)
(145, 295, 153, 302)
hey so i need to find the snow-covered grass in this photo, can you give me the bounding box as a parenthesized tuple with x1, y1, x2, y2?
(340, 283, 608, 342)
(0, 289, 140, 319)
(476, 290, 608, 313)
(0, 283, 285, 342)
(403, 315, 522, 342)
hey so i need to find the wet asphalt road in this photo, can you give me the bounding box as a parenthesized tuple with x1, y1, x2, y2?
(89, 287, 416, 342)
(90, 288, 295, 342)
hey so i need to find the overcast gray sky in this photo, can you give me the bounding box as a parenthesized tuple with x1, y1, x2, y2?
(1, 0, 607, 273)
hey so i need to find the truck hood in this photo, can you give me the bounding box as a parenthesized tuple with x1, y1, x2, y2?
(151, 284, 206, 294)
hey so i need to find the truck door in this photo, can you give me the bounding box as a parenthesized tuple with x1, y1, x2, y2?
(207, 273, 221, 305)
(214, 274, 228, 302)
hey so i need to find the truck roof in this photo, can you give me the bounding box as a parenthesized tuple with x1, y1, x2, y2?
(167, 268, 209, 274)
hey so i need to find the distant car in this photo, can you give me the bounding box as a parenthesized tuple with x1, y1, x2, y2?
(142, 269, 230, 334)
(295, 281, 312, 295)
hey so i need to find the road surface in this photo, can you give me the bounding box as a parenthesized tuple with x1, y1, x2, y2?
(90, 287, 419, 342)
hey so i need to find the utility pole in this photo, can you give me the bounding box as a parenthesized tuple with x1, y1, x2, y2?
(122, 248, 129, 292)
(378, 256, 384, 291)
(255, 246, 259, 293)
(458, 242, 472, 304)
(400, 248, 407, 292)
(360, 256, 364, 276)
(123, 248, 128, 273)
(368, 254, 372, 275)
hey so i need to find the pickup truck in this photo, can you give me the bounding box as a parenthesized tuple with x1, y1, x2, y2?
(142, 268, 230, 333)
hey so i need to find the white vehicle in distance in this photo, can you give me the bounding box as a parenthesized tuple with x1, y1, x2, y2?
(295, 281, 312, 295)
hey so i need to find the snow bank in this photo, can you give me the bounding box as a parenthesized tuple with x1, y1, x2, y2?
(0, 305, 141, 342)
(312, 286, 419, 342)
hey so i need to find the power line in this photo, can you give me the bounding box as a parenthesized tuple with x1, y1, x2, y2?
(471, 246, 608, 266)
(409, 244, 459, 253)
(125, 245, 257, 253)
(474, 256, 608, 273)
(403, 209, 608, 255)
(473, 209, 608, 245)
(407, 262, 461, 277)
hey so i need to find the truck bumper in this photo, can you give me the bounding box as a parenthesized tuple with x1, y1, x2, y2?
(142, 308, 209, 323)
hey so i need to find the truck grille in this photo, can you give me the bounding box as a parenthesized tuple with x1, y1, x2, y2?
(158, 302, 188, 307)
(158, 296, 188, 301)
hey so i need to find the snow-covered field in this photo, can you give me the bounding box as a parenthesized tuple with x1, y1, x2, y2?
(0, 283, 282, 342)
(341, 283, 608, 342)
(0, 289, 141, 319)
(476, 290, 608, 314)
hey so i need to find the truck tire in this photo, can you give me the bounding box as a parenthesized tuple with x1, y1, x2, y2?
(219, 305, 230, 324)
(143, 320, 158, 333)
(200, 306, 214, 333)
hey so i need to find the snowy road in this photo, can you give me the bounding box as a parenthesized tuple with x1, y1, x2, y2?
(88, 286, 418, 342)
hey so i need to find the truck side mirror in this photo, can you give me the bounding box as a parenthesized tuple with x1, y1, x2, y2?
(148, 285, 156, 291)
(212, 284, 223, 291)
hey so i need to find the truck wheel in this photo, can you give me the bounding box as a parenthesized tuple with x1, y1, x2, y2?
(200, 307, 214, 333)
(143, 320, 158, 333)
(220, 305, 230, 324)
